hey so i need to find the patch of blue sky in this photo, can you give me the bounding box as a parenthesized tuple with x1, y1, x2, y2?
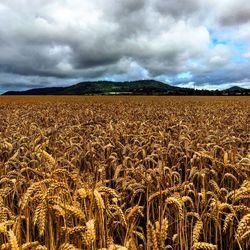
(208, 28, 230, 47)
(230, 57, 249, 63)
(177, 71, 192, 79)
(155, 75, 172, 83)
(231, 41, 247, 53)
(229, 41, 249, 63)
(210, 31, 249, 64)
(211, 37, 229, 46)
(210, 29, 247, 52)
(189, 59, 199, 65)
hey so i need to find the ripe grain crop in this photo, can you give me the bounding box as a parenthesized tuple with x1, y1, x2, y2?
(0, 96, 249, 249)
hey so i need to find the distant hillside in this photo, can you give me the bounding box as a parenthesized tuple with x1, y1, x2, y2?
(3, 80, 181, 95)
(2, 80, 250, 95)
(223, 86, 249, 93)
(61, 80, 179, 95)
(226, 86, 245, 91)
(4, 87, 66, 96)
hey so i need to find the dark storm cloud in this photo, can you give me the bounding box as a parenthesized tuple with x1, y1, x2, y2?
(0, 0, 250, 92)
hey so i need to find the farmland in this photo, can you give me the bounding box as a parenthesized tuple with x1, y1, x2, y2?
(0, 96, 249, 250)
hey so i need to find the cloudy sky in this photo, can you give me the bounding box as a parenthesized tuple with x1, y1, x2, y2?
(0, 0, 250, 92)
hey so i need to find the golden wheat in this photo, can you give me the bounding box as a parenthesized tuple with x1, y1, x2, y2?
(0, 96, 249, 249)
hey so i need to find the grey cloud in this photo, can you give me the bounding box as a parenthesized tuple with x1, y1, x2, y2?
(0, 1, 209, 78)
(218, 2, 250, 26)
(107, 0, 146, 16)
(175, 61, 250, 88)
(0, 0, 250, 91)
(0, 43, 73, 77)
(152, 0, 201, 18)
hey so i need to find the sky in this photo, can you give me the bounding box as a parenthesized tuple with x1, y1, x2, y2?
(0, 0, 250, 93)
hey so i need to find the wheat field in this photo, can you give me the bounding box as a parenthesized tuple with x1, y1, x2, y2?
(0, 96, 249, 250)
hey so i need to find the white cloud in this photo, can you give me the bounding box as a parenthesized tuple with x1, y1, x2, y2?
(243, 52, 250, 58)
(207, 44, 231, 68)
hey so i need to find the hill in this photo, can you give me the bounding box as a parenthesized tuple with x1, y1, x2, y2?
(3, 80, 181, 95)
(2, 80, 250, 95)
(222, 86, 249, 95)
